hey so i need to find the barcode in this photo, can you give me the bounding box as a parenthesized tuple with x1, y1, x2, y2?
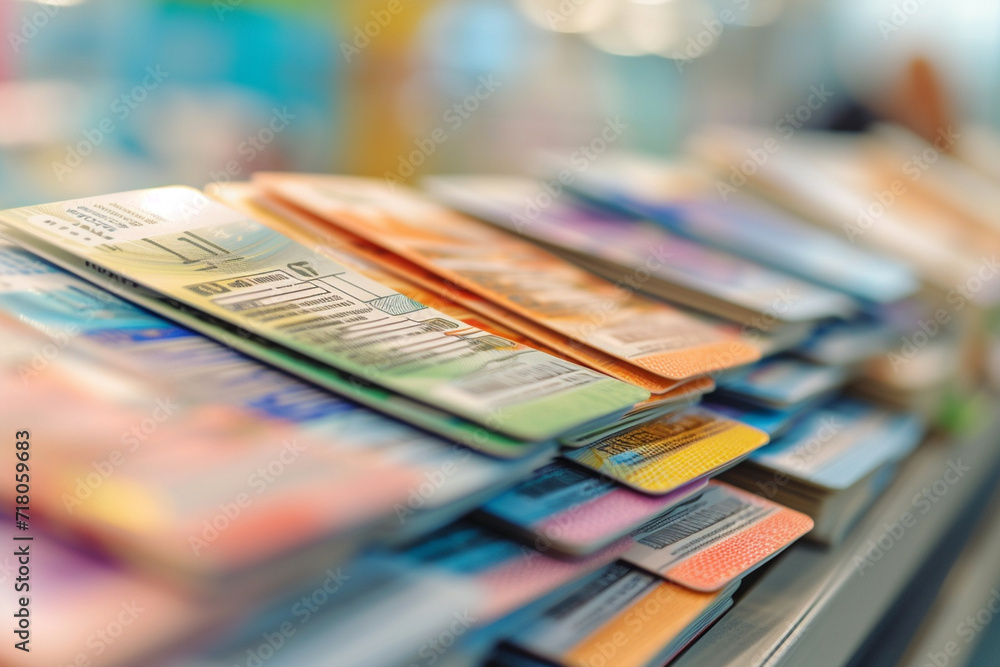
(546, 563, 631, 620)
(518, 464, 591, 499)
(638, 497, 750, 549)
(594, 413, 728, 457)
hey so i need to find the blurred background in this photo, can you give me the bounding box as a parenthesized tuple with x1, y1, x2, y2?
(6, 3, 1000, 666)
(1, 0, 998, 206)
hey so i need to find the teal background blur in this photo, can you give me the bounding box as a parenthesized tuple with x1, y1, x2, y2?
(0, 0, 997, 206)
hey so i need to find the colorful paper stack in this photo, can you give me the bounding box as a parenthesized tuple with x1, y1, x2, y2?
(3, 119, 990, 665)
(428, 164, 929, 549)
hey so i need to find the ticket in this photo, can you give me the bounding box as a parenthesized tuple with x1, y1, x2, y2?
(624, 481, 814, 591)
(0, 187, 646, 443)
(504, 562, 736, 667)
(564, 409, 769, 494)
(245, 182, 697, 394)
(254, 174, 760, 382)
(480, 461, 707, 556)
(426, 175, 856, 323)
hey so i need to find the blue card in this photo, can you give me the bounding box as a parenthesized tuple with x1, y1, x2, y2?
(750, 398, 924, 490)
(718, 355, 848, 408)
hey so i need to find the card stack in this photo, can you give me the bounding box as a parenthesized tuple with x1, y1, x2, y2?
(2, 118, 987, 665)
(428, 164, 929, 548)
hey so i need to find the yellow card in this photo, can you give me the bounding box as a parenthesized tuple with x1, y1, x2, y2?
(564, 409, 769, 494)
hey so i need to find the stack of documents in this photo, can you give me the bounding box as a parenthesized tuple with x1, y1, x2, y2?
(2, 127, 980, 664)
(429, 163, 930, 548)
(689, 125, 1000, 410)
(0, 180, 799, 667)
